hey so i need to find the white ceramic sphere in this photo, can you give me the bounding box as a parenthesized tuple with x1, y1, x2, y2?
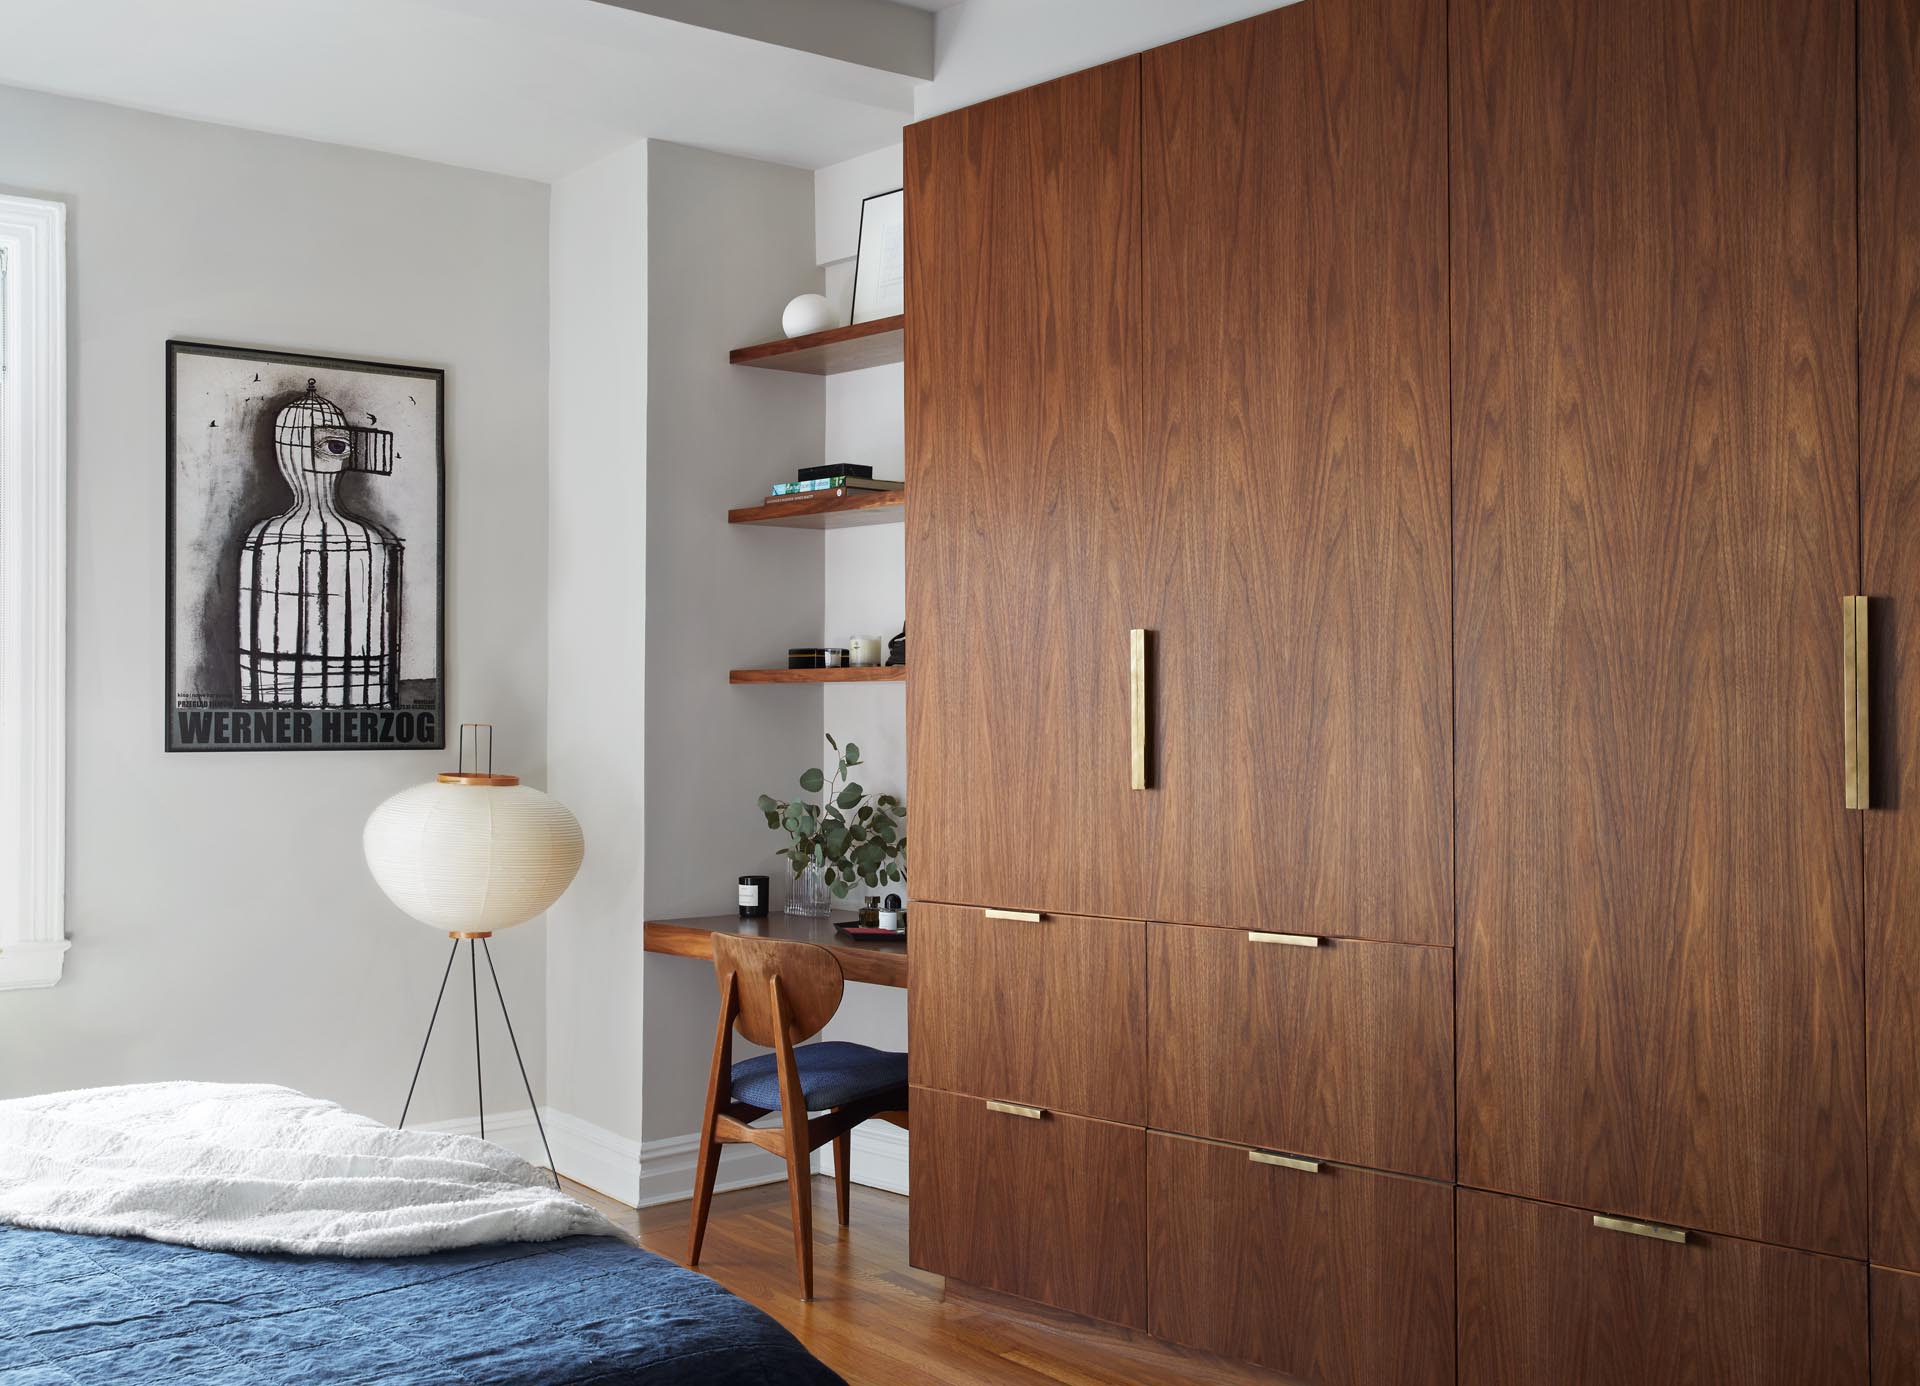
(782, 293, 841, 338)
(364, 781, 585, 932)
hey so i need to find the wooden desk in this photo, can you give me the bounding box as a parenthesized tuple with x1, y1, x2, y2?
(643, 913, 908, 989)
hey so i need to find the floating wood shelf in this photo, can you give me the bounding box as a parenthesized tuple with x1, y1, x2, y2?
(730, 666, 907, 685)
(729, 488, 904, 529)
(729, 315, 905, 375)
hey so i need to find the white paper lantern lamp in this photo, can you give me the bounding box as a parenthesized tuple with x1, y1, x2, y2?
(365, 779, 583, 933)
(364, 725, 583, 1182)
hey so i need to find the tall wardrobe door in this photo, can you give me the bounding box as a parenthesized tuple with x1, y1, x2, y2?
(1453, 0, 1865, 1256)
(1139, 0, 1452, 945)
(904, 58, 1146, 919)
(1865, 0, 1920, 1277)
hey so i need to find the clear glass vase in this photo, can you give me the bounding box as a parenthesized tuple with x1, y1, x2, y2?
(786, 861, 832, 917)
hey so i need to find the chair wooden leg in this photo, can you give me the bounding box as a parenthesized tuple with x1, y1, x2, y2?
(686, 1117, 723, 1266)
(767, 974, 819, 1299)
(832, 1123, 851, 1227)
(687, 973, 737, 1268)
(782, 1131, 814, 1299)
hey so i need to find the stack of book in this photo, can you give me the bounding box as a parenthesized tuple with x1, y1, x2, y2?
(766, 463, 903, 503)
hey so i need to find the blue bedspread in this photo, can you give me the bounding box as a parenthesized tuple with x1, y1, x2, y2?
(0, 1227, 843, 1385)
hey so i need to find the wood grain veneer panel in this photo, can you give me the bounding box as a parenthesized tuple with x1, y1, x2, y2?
(1147, 923, 1452, 1179)
(903, 59, 1147, 919)
(1458, 1189, 1867, 1385)
(1148, 1132, 1452, 1386)
(1452, 0, 1866, 1256)
(1139, 0, 1452, 945)
(909, 902, 1145, 1125)
(907, 1087, 1146, 1330)
(1864, 0, 1920, 1277)
(1874, 1266, 1920, 1383)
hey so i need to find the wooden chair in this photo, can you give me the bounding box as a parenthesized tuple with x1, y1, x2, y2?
(687, 934, 908, 1299)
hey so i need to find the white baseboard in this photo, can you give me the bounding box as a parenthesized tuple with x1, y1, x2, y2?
(416, 1107, 552, 1168)
(419, 1107, 792, 1208)
(819, 1121, 909, 1196)
(632, 1129, 791, 1209)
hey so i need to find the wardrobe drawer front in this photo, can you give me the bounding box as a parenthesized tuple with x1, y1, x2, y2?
(1458, 1189, 1867, 1385)
(1147, 922, 1452, 1178)
(1147, 1132, 1453, 1386)
(909, 901, 1146, 1124)
(907, 1086, 1146, 1328)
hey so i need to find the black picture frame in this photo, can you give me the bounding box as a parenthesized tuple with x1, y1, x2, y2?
(165, 340, 447, 752)
(849, 187, 905, 325)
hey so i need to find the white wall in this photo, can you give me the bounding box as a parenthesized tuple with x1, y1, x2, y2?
(920, 0, 1296, 117)
(816, 361, 908, 1192)
(810, 146, 910, 1192)
(545, 139, 650, 1180)
(0, 83, 551, 1127)
(640, 141, 825, 1192)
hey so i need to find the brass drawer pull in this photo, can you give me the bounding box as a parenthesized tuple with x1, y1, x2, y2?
(1248, 931, 1323, 948)
(984, 908, 1044, 923)
(985, 1100, 1046, 1120)
(1845, 595, 1871, 810)
(1130, 628, 1151, 791)
(1249, 1149, 1322, 1174)
(1593, 1214, 1687, 1244)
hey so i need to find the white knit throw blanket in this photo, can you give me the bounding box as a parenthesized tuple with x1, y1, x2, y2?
(0, 1082, 618, 1257)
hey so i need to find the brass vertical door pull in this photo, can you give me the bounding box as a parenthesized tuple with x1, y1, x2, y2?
(1130, 628, 1151, 790)
(1845, 596, 1871, 810)
(1593, 1213, 1688, 1244)
(1249, 1149, 1323, 1174)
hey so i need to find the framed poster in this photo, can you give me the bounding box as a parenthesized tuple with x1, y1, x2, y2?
(166, 341, 445, 751)
(850, 187, 904, 324)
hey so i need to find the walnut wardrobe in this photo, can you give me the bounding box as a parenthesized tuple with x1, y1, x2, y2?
(902, 0, 1920, 1380)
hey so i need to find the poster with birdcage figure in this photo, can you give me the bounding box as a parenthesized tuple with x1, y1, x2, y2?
(166, 342, 445, 751)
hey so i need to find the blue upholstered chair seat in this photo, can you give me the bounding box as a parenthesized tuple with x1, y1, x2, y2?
(730, 1041, 908, 1113)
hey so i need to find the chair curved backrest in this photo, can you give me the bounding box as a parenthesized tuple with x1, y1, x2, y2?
(711, 934, 845, 1049)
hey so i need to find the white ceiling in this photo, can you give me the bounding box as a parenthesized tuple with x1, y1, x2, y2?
(0, 0, 928, 182)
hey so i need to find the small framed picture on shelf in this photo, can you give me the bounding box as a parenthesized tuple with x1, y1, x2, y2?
(850, 188, 905, 324)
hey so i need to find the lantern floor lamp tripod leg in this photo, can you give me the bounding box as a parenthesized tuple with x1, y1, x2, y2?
(397, 930, 561, 1192)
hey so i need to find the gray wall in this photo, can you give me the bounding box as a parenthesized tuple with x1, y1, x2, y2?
(643, 141, 824, 1142)
(0, 84, 552, 1126)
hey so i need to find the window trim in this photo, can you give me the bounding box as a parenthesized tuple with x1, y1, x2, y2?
(0, 193, 67, 990)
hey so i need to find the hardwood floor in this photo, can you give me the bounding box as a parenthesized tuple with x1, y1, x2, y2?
(566, 1175, 1290, 1384)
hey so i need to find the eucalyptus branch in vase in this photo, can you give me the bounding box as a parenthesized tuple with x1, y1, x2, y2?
(757, 734, 906, 917)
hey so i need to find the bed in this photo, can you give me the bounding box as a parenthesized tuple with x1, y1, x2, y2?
(0, 1084, 842, 1385)
(0, 1226, 839, 1385)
